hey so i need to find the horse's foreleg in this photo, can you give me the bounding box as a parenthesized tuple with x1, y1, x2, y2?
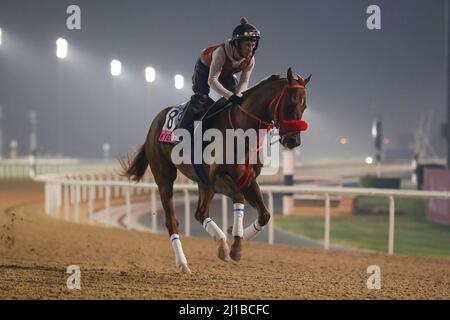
(194, 185, 229, 262)
(242, 180, 271, 241)
(213, 173, 245, 262)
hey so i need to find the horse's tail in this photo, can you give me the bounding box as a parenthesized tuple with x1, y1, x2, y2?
(119, 144, 148, 182)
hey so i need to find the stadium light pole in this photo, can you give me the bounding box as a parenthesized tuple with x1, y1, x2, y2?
(102, 143, 111, 162)
(110, 59, 122, 154)
(56, 38, 68, 156)
(372, 117, 382, 177)
(445, 1, 450, 168)
(0, 105, 3, 159)
(29, 111, 37, 177)
(282, 148, 295, 216)
(9, 140, 18, 160)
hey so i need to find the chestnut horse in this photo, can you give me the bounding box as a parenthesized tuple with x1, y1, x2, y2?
(121, 68, 310, 274)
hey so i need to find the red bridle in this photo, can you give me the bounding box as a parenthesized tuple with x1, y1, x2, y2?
(271, 84, 309, 133)
(229, 82, 309, 134)
(227, 82, 309, 188)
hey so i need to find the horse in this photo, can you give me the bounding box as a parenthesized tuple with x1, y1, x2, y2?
(121, 67, 310, 274)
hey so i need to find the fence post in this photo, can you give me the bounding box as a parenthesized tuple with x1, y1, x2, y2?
(56, 183, 62, 214)
(98, 174, 104, 200)
(105, 186, 111, 226)
(47, 184, 53, 216)
(64, 184, 70, 220)
(75, 184, 81, 223)
(282, 149, 295, 215)
(268, 192, 274, 245)
(125, 187, 131, 230)
(70, 176, 76, 205)
(388, 196, 395, 255)
(44, 183, 49, 214)
(130, 181, 136, 196)
(324, 193, 331, 250)
(113, 174, 120, 198)
(52, 183, 59, 218)
(89, 174, 97, 201)
(81, 174, 87, 202)
(137, 179, 143, 195)
(88, 185, 94, 224)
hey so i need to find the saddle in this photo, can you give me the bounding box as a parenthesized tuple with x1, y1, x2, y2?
(158, 97, 230, 143)
(158, 97, 237, 186)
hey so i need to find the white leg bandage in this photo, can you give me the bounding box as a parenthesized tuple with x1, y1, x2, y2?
(243, 219, 265, 241)
(232, 203, 244, 238)
(203, 217, 226, 240)
(170, 234, 187, 268)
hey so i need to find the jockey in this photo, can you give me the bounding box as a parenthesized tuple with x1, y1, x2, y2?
(176, 17, 261, 130)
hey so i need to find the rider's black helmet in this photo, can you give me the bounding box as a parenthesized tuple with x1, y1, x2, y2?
(231, 17, 261, 55)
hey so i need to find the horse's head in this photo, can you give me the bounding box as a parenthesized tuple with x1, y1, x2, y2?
(275, 68, 311, 149)
(239, 68, 310, 149)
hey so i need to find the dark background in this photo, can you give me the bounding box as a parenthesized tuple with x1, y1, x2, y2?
(0, 0, 447, 161)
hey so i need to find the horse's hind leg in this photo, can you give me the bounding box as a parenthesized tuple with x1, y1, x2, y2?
(150, 159, 191, 274)
(194, 185, 229, 262)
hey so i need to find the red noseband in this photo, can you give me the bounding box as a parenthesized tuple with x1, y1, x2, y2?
(281, 120, 309, 133)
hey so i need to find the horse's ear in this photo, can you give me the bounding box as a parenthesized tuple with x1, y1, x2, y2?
(287, 68, 294, 83)
(304, 74, 312, 86)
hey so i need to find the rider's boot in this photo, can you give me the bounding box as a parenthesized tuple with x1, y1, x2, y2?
(176, 93, 209, 131)
(176, 101, 197, 131)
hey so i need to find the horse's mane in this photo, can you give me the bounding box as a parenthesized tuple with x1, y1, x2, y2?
(242, 74, 282, 98)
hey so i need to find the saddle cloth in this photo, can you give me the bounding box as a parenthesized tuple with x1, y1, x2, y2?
(158, 97, 221, 143)
(158, 103, 186, 143)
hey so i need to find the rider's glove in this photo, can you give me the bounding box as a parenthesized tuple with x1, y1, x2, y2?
(228, 94, 243, 106)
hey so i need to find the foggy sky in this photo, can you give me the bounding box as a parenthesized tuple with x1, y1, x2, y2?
(0, 0, 447, 161)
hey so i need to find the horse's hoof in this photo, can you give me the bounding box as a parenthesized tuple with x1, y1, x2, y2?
(217, 238, 230, 262)
(229, 249, 241, 262)
(229, 244, 242, 262)
(230, 237, 242, 262)
(178, 264, 192, 274)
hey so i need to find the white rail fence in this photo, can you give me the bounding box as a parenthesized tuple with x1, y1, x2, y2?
(0, 158, 119, 178)
(34, 174, 450, 255)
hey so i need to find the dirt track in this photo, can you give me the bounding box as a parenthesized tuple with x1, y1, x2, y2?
(1, 180, 449, 299)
